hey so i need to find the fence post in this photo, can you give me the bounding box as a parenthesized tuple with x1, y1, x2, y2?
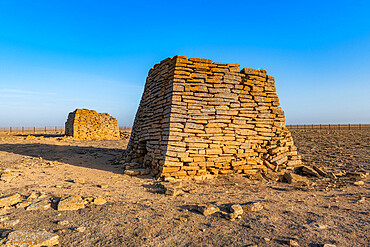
(329, 124, 330, 130)
(319, 124, 321, 130)
(10, 127, 12, 133)
(33, 127, 36, 133)
(349, 124, 350, 130)
(338, 124, 340, 130)
(359, 123, 361, 130)
(22, 127, 24, 133)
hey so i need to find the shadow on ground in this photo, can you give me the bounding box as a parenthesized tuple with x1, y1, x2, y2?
(0, 143, 125, 174)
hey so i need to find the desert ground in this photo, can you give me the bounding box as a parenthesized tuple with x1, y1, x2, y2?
(0, 128, 369, 246)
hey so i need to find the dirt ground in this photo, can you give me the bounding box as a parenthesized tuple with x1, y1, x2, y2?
(0, 129, 368, 247)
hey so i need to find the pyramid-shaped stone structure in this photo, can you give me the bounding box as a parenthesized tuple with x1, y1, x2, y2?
(123, 56, 301, 179)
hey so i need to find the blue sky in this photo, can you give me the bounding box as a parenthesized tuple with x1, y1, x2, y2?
(0, 0, 369, 127)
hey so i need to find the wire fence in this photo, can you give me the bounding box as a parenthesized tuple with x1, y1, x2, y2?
(286, 124, 370, 130)
(0, 126, 132, 134)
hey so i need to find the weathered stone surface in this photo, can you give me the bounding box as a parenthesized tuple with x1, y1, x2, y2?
(0, 193, 22, 208)
(93, 197, 107, 205)
(243, 202, 263, 212)
(4, 229, 59, 247)
(65, 109, 120, 140)
(26, 200, 50, 211)
(226, 204, 243, 220)
(197, 204, 220, 216)
(123, 56, 301, 179)
(57, 195, 85, 211)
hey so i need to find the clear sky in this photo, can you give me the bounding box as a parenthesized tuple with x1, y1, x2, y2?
(0, 0, 369, 127)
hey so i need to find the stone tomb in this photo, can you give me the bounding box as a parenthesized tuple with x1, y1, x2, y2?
(65, 109, 120, 140)
(123, 56, 301, 179)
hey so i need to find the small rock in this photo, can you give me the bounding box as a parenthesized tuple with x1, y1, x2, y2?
(227, 204, 243, 221)
(93, 197, 107, 205)
(74, 226, 86, 233)
(187, 189, 197, 194)
(26, 200, 51, 211)
(289, 239, 299, 246)
(327, 172, 337, 180)
(3, 219, 20, 227)
(264, 238, 270, 242)
(98, 184, 108, 189)
(163, 182, 182, 196)
(354, 181, 364, 186)
(57, 220, 69, 226)
(1, 170, 14, 182)
(197, 204, 220, 216)
(4, 229, 59, 246)
(27, 192, 39, 200)
(0, 216, 9, 222)
(300, 166, 320, 177)
(313, 166, 328, 177)
(323, 244, 336, 247)
(0, 193, 22, 208)
(243, 202, 263, 212)
(357, 197, 366, 203)
(179, 217, 188, 222)
(15, 201, 31, 209)
(73, 178, 85, 184)
(57, 195, 85, 211)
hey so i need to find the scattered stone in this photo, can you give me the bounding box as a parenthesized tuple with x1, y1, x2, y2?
(357, 197, 366, 203)
(283, 172, 309, 184)
(243, 202, 263, 212)
(15, 201, 31, 209)
(73, 178, 85, 184)
(1, 170, 14, 182)
(74, 226, 86, 233)
(197, 204, 220, 216)
(124, 168, 151, 176)
(264, 238, 270, 242)
(4, 229, 59, 246)
(0, 193, 22, 208)
(25, 135, 36, 140)
(0, 216, 9, 222)
(226, 204, 243, 221)
(187, 189, 197, 194)
(263, 172, 280, 182)
(163, 182, 182, 196)
(323, 244, 336, 247)
(179, 217, 188, 222)
(354, 181, 364, 186)
(93, 197, 107, 205)
(57, 220, 69, 226)
(26, 200, 51, 211)
(313, 165, 328, 177)
(27, 192, 39, 200)
(327, 172, 337, 180)
(57, 195, 85, 211)
(347, 172, 367, 179)
(300, 166, 320, 177)
(98, 184, 109, 189)
(3, 219, 20, 227)
(289, 239, 299, 246)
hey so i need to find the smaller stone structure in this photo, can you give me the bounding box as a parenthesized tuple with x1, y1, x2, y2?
(65, 109, 120, 140)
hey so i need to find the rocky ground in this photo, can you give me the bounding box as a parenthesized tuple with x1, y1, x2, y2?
(0, 129, 369, 246)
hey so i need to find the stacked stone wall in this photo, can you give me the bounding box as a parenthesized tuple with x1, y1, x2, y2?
(124, 56, 301, 179)
(65, 109, 120, 140)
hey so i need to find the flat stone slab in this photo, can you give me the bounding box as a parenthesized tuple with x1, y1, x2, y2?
(3, 229, 59, 246)
(0, 193, 22, 208)
(57, 195, 85, 211)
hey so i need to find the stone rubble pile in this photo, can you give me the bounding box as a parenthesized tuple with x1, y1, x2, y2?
(123, 55, 301, 179)
(65, 108, 120, 140)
